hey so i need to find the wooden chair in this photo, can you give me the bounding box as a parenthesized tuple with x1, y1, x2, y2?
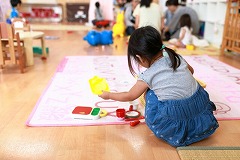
(11, 18, 30, 32)
(0, 22, 26, 73)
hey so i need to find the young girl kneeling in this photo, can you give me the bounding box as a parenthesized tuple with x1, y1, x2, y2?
(169, 14, 193, 48)
(99, 26, 218, 147)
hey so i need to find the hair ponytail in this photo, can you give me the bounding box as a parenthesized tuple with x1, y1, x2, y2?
(164, 47, 181, 70)
(128, 26, 181, 76)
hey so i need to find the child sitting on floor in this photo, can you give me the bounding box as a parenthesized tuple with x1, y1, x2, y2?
(168, 14, 192, 48)
(99, 26, 218, 147)
(92, 2, 104, 26)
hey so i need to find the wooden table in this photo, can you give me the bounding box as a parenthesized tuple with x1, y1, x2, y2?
(19, 31, 47, 66)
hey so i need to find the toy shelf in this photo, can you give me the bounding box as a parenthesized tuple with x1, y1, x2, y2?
(186, 0, 228, 48)
(21, 3, 63, 23)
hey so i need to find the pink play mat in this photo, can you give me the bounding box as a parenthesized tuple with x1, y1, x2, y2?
(26, 55, 240, 127)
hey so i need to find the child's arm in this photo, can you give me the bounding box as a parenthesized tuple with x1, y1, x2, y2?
(99, 80, 148, 102)
(187, 63, 194, 74)
(133, 4, 140, 29)
(134, 15, 139, 29)
(181, 56, 194, 74)
(161, 16, 165, 31)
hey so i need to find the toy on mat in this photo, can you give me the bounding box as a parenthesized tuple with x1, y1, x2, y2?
(186, 44, 195, 50)
(116, 108, 126, 120)
(112, 11, 125, 37)
(89, 76, 110, 95)
(195, 77, 206, 88)
(130, 120, 140, 127)
(72, 106, 105, 120)
(124, 106, 144, 127)
(83, 30, 113, 46)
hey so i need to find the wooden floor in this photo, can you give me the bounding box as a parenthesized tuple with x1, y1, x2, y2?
(1, 30, 240, 160)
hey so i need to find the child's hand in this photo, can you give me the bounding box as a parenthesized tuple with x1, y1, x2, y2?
(98, 91, 110, 100)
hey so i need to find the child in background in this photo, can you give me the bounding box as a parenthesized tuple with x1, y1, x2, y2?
(164, 0, 199, 39)
(6, 0, 22, 24)
(99, 26, 218, 147)
(133, 0, 164, 33)
(92, 2, 104, 26)
(169, 14, 192, 48)
(10, 0, 22, 19)
(164, 0, 173, 27)
(124, 0, 140, 35)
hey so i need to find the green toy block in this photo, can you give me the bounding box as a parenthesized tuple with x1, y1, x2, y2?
(33, 46, 49, 55)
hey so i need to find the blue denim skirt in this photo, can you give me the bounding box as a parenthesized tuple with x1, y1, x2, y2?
(145, 85, 219, 147)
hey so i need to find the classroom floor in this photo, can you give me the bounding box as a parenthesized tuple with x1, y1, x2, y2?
(0, 29, 240, 160)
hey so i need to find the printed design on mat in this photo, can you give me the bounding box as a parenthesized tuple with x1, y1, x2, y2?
(184, 56, 240, 120)
(27, 55, 240, 126)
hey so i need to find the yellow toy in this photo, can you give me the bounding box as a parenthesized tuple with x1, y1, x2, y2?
(186, 44, 195, 50)
(89, 76, 110, 95)
(112, 11, 125, 37)
(195, 77, 206, 88)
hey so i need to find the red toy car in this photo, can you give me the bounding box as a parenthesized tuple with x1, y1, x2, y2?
(95, 20, 110, 28)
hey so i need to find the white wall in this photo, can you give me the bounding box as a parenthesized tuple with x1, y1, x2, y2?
(159, 0, 167, 12)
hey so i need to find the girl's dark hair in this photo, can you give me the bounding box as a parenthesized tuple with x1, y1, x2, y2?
(140, 0, 152, 8)
(95, 2, 100, 8)
(11, 0, 21, 7)
(127, 26, 181, 76)
(165, 0, 179, 6)
(179, 14, 191, 29)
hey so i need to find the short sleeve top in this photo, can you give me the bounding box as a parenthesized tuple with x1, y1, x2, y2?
(138, 54, 198, 101)
(133, 3, 163, 32)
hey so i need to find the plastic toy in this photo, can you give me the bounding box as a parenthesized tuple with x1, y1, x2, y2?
(129, 99, 139, 110)
(116, 108, 126, 120)
(72, 106, 101, 120)
(83, 30, 113, 46)
(130, 120, 140, 127)
(125, 110, 141, 119)
(33, 46, 49, 55)
(112, 11, 125, 37)
(100, 110, 108, 117)
(83, 30, 100, 46)
(100, 30, 113, 45)
(95, 20, 110, 28)
(195, 77, 207, 88)
(89, 76, 110, 95)
(186, 44, 195, 50)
